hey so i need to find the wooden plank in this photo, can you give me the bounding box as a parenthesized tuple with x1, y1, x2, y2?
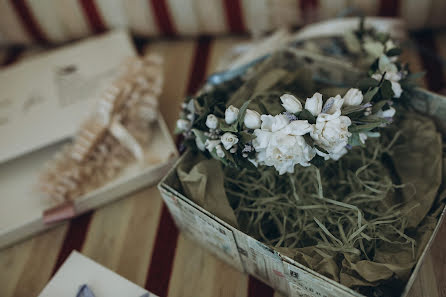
(148, 40, 196, 134)
(10, 225, 68, 297)
(113, 186, 164, 286)
(80, 195, 134, 269)
(0, 224, 68, 297)
(168, 234, 248, 297)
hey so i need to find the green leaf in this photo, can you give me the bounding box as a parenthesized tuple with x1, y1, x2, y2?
(298, 109, 316, 124)
(219, 121, 238, 132)
(359, 115, 385, 123)
(349, 121, 383, 133)
(310, 155, 324, 167)
(237, 99, 253, 128)
(406, 72, 425, 81)
(342, 105, 365, 115)
(357, 78, 379, 91)
(191, 129, 207, 143)
(303, 134, 314, 147)
(363, 87, 379, 103)
(240, 131, 255, 143)
(378, 33, 389, 43)
(224, 148, 236, 164)
(314, 145, 328, 154)
(386, 47, 402, 57)
(348, 133, 363, 147)
(371, 100, 388, 114)
(380, 80, 394, 99)
(238, 158, 257, 171)
(209, 148, 230, 167)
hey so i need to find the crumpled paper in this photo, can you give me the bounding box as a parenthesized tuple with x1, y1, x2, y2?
(176, 110, 444, 296)
(177, 155, 238, 228)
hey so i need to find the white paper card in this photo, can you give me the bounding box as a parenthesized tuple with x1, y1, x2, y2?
(0, 30, 135, 163)
(38, 251, 157, 297)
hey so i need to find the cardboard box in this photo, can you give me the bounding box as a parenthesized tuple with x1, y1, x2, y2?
(38, 251, 157, 297)
(0, 31, 178, 249)
(158, 50, 446, 297)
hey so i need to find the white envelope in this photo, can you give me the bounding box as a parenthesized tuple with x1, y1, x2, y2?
(38, 251, 157, 297)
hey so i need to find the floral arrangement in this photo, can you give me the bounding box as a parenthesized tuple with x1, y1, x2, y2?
(173, 19, 445, 296)
(176, 21, 418, 175)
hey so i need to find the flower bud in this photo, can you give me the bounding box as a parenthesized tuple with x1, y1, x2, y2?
(225, 105, 239, 124)
(176, 119, 189, 131)
(205, 114, 218, 129)
(280, 94, 302, 114)
(215, 144, 225, 158)
(343, 88, 363, 106)
(305, 92, 323, 116)
(244, 109, 261, 129)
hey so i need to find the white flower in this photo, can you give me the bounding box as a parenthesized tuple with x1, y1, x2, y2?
(280, 94, 302, 114)
(259, 114, 289, 132)
(284, 120, 314, 136)
(206, 114, 218, 129)
(370, 55, 403, 98)
(205, 139, 221, 152)
(215, 144, 225, 158)
(377, 107, 396, 118)
(244, 109, 261, 129)
(378, 55, 398, 74)
(364, 41, 385, 58)
(317, 95, 344, 121)
(372, 73, 403, 98)
(385, 39, 396, 51)
(221, 132, 239, 150)
(343, 88, 363, 106)
(305, 92, 323, 116)
(186, 100, 195, 113)
(252, 116, 316, 174)
(176, 119, 190, 131)
(310, 115, 352, 161)
(225, 105, 239, 124)
(390, 81, 402, 98)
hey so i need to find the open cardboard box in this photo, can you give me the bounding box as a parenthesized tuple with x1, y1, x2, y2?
(158, 49, 446, 297)
(38, 251, 157, 297)
(0, 30, 178, 249)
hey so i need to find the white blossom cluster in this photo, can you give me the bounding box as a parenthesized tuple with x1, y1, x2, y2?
(177, 88, 385, 175)
(252, 92, 356, 174)
(362, 37, 405, 102)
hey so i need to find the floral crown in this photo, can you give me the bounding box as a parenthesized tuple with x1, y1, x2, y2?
(176, 21, 420, 175)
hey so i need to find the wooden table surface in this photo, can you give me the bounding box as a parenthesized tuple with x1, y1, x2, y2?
(0, 32, 445, 297)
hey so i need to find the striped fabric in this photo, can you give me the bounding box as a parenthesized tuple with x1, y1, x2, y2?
(0, 33, 445, 297)
(2, 0, 446, 46)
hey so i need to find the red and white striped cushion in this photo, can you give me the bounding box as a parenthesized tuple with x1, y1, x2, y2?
(1, 0, 446, 46)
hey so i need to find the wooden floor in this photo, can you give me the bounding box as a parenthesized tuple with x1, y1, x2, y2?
(0, 32, 445, 297)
